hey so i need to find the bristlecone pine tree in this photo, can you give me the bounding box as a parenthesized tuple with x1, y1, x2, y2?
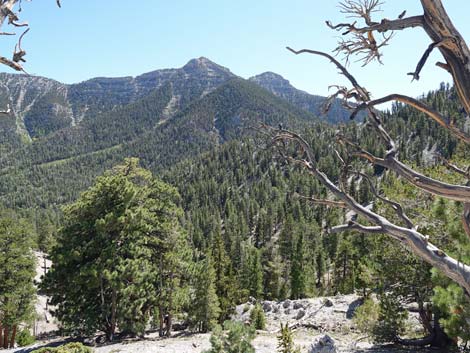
(270, 0, 470, 348)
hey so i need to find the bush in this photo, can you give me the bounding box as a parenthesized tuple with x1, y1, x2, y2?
(353, 299, 379, 334)
(354, 296, 408, 344)
(16, 328, 36, 347)
(204, 320, 255, 353)
(277, 323, 301, 353)
(249, 303, 266, 330)
(31, 342, 94, 353)
(372, 294, 408, 343)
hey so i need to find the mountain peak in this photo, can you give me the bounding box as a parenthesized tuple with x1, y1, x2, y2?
(182, 57, 233, 76)
(249, 72, 293, 91)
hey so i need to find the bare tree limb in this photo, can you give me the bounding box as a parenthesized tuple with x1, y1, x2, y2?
(326, 14, 424, 34)
(438, 156, 470, 242)
(351, 93, 470, 145)
(336, 134, 470, 203)
(352, 170, 415, 229)
(329, 223, 384, 234)
(286, 47, 370, 101)
(408, 37, 454, 81)
(296, 194, 348, 208)
(271, 129, 470, 294)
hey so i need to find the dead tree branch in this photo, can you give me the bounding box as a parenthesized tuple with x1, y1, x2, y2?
(329, 223, 384, 234)
(270, 128, 470, 294)
(352, 170, 415, 229)
(0, 1, 62, 72)
(351, 93, 470, 145)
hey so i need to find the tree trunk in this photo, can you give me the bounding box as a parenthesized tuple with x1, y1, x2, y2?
(0, 324, 3, 348)
(3, 326, 9, 349)
(418, 302, 433, 334)
(429, 312, 454, 349)
(108, 288, 117, 341)
(397, 311, 454, 348)
(158, 306, 164, 337)
(166, 272, 174, 338)
(166, 312, 172, 338)
(9, 325, 17, 349)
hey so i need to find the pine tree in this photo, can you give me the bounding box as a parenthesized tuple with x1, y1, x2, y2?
(277, 323, 301, 353)
(241, 245, 263, 299)
(0, 216, 36, 349)
(290, 234, 306, 299)
(190, 252, 221, 333)
(41, 158, 190, 340)
(249, 303, 266, 330)
(211, 224, 238, 321)
(204, 320, 255, 353)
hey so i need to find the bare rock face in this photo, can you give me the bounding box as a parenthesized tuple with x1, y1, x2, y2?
(309, 335, 337, 353)
(295, 309, 306, 320)
(262, 302, 273, 312)
(233, 294, 361, 333)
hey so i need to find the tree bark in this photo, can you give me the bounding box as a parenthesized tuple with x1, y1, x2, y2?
(3, 326, 9, 349)
(158, 306, 164, 337)
(9, 325, 16, 349)
(420, 0, 470, 115)
(108, 289, 117, 341)
(397, 312, 454, 348)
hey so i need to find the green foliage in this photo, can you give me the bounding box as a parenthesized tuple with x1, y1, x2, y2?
(240, 245, 263, 300)
(204, 320, 256, 353)
(41, 159, 191, 339)
(16, 328, 36, 347)
(0, 216, 36, 328)
(353, 299, 379, 335)
(190, 252, 221, 332)
(277, 323, 301, 353)
(31, 342, 93, 353)
(372, 294, 408, 343)
(433, 282, 470, 343)
(249, 303, 266, 330)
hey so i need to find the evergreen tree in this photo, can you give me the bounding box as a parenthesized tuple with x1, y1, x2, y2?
(204, 320, 255, 353)
(277, 323, 301, 353)
(190, 251, 221, 333)
(249, 303, 266, 330)
(41, 158, 190, 340)
(290, 234, 306, 299)
(211, 224, 238, 321)
(0, 216, 36, 349)
(240, 245, 263, 299)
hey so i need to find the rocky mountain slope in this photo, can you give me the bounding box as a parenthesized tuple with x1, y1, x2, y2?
(0, 57, 235, 143)
(249, 72, 355, 124)
(6, 295, 427, 353)
(0, 58, 341, 208)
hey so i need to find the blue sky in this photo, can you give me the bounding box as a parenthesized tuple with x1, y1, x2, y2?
(2, 1, 469, 102)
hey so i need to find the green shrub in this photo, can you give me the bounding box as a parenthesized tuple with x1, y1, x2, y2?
(433, 284, 470, 343)
(249, 303, 266, 330)
(277, 323, 300, 353)
(353, 299, 379, 334)
(204, 320, 255, 353)
(16, 328, 36, 347)
(372, 294, 408, 343)
(31, 342, 93, 353)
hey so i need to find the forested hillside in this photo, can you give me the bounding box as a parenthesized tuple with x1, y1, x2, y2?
(0, 58, 469, 348)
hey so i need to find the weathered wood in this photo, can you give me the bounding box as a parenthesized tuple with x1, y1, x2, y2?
(272, 129, 470, 294)
(3, 325, 9, 349)
(9, 325, 16, 348)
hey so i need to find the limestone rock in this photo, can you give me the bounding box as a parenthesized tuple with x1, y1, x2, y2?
(309, 335, 337, 353)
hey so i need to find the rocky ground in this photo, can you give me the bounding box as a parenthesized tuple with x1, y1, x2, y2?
(6, 293, 433, 353)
